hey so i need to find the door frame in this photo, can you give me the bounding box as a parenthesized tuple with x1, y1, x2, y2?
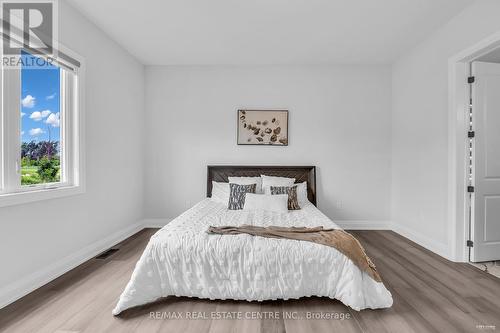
(448, 31, 500, 262)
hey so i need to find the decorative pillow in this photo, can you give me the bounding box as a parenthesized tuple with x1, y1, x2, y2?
(211, 181, 230, 204)
(228, 176, 262, 193)
(228, 183, 256, 210)
(270, 185, 301, 210)
(243, 193, 288, 213)
(261, 175, 295, 194)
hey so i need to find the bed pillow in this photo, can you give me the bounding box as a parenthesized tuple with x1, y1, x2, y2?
(243, 194, 288, 213)
(228, 183, 256, 210)
(261, 175, 295, 194)
(296, 181, 308, 204)
(211, 181, 230, 204)
(228, 176, 262, 194)
(270, 185, 301, 210)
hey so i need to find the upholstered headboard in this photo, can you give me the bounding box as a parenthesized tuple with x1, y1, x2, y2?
(207, 165, 317, 206)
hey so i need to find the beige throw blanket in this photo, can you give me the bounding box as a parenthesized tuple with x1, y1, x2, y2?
(207, 225, 382, 283)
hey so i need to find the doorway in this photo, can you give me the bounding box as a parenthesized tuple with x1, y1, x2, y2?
(449, 32, 500, 267)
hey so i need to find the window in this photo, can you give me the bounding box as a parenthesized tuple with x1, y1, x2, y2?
(1, 47, 84, 206)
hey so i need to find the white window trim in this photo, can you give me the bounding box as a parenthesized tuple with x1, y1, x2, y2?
(0, 42, 86, 208)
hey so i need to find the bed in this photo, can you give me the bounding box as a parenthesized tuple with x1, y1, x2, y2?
(112, 166, 393, 315)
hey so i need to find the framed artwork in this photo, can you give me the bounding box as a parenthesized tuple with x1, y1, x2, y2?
(237, 109, 288, 146)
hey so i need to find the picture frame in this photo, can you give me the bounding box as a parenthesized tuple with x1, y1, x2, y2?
(237, 109, 288, 146)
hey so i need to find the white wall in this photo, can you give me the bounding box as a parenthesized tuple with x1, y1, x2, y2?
(392, 0, 500, 260)
(145, 65, 392, 225)
(0, 0, 144, 305)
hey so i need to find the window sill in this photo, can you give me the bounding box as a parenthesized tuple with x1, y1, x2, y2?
(0, 185, 85, 208)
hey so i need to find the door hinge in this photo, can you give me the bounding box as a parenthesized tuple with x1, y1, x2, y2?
(468, 76, 475, 84)
(467, 240, 474, 247)
(468, 131, 475, 138)
(467, 186, 475, 193)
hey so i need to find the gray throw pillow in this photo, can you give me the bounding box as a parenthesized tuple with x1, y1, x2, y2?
(228, 183, 256, 210)
(270, 185, 301, 210)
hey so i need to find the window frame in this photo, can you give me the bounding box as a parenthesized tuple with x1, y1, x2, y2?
(0, 43, 85, 207)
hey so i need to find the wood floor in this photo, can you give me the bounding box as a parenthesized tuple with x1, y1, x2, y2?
(1, 229, 499, 333)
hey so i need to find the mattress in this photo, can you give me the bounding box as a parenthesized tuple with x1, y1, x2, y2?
(112, 199, 393, 315)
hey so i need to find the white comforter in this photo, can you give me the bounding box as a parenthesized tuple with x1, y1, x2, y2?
(112, 199, 393, 315)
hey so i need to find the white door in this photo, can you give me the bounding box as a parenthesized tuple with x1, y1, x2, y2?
(471, 61, 500, 262)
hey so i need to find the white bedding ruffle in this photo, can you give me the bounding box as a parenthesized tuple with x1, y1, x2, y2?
(112, 199, 392, 315)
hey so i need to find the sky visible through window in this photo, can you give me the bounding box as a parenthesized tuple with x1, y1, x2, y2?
(20, 52, 62, 185)
(21, 52, 60, 144)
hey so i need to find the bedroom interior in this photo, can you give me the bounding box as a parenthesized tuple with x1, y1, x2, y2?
(0, 0, 500, 332)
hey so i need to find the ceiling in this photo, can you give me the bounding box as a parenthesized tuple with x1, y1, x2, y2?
(66, 0, 474, 65)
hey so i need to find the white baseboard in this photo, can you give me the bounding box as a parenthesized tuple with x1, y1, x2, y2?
(0, 216, 453, 310)
(338, 220, 452, 260)
(141, 218, 173, 228)
(0, 220, 144, 310)
(336, 220, 392, 230)
(392, 223, 451, 260)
